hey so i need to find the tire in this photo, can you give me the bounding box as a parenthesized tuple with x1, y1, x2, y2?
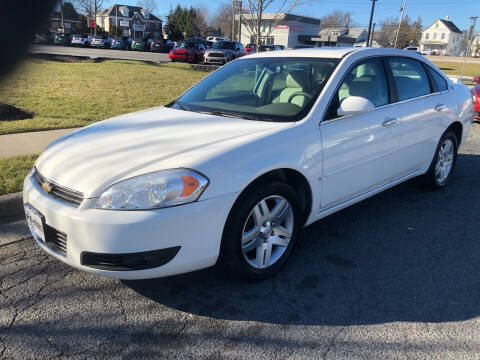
(219, 181, 302, 280)
(420, 130, 458, 189)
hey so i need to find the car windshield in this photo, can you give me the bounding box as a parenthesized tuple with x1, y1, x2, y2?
(213, 41, 235, 50)
(171, 57, 338, 122)
(177, 41, 197, 49)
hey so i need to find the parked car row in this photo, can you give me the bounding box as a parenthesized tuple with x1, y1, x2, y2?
(38, 32, 175, 53)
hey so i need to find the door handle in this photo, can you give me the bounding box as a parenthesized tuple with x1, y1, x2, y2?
(434, 104, 446, 111)
(382, 117, 398, 126)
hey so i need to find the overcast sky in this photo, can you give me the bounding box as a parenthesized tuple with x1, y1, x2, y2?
(103, 0, 479, 31)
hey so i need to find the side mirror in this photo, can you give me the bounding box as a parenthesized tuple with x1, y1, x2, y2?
(337, 96, 375, 116)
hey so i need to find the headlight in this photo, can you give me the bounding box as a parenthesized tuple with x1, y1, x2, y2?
(95, 169, 209, 210)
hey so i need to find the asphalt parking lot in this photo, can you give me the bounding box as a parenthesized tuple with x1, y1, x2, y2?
(1, 123, 480, 359)
(30, 44, 170, 63)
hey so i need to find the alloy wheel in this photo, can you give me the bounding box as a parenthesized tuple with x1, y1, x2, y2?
(435, 138, 454, 184)
(241, 195, 294, 269)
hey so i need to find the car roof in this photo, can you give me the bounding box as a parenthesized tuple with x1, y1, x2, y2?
(242, 47, 428, 60)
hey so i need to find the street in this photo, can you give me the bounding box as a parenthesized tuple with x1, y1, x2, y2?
(30, 44, 170, 63)
(1, 123, 480, 359)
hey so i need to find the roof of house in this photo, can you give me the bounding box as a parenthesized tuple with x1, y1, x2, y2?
(100, 4, 162, 22)
(425, 19, 462, 33)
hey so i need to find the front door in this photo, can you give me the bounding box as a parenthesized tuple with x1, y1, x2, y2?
(320, 58, 401, 209)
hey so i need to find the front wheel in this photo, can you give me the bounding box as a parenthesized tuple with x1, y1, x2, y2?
(420, 131, 458, 189)
(220, 182, 302, 279)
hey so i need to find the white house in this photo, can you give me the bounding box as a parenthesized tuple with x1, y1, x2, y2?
(419, 17, 463, 56)
(471, 32, 480, 56)
(238, 13, 321, 48)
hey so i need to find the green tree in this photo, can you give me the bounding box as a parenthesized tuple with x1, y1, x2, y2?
(164, 5, 206, 40)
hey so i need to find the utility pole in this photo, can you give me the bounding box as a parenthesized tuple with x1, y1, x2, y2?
(370, 23, 376, 46)
(461, 16, 478, 78)
(94, 0, 97, 36)
(366, 0, 377, 47)
(238, 0, 242, 44)
(231, 0, 235, 40)
(59, 0, 65, 32)
(394, 0, 407, 48)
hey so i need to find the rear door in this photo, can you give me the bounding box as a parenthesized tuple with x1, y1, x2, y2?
(320, 57, 402, 209)
(384, 57, 448, 174)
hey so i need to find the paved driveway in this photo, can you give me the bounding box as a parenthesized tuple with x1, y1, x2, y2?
(1, 124, 480, 359)
(30, 44, 170, 63)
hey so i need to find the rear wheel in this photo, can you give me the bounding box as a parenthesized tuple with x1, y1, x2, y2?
(420, 131, 458, 189)
(220, 182, 302, 279)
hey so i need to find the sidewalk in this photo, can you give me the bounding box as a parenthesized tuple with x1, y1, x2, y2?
(0, 128, 77, 158)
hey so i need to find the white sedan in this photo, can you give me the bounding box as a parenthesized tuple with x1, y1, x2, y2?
(23, 48, 473, 280)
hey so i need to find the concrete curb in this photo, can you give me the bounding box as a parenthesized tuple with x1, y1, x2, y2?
(0, 192, 23, 218)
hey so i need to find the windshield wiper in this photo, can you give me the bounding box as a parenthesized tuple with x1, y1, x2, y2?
(197, 110, 260, 121)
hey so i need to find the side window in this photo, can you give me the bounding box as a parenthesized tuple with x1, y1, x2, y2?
(387, 57, 431, 101)
(428, 67, 448, 92)
(325, 58, 388, 120)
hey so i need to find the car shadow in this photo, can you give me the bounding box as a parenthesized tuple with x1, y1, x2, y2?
(124, 153, 480, 326)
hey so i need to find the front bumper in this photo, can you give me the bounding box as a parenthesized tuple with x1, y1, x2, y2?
(23, 174, 237, 279)
(169, 54, 194, 62)
(205, 56, 226, 64)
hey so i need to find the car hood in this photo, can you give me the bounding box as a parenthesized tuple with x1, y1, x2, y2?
(35, 107, 290, 198)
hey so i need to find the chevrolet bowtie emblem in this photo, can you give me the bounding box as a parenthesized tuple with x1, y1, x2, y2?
(41, 182, 53, 194)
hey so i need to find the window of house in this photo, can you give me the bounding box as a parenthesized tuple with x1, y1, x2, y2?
(386, 57, 431, 101)
(426, 33, 430, 40)
(441, 33, 445, 40)
(436, 23, 439, 28)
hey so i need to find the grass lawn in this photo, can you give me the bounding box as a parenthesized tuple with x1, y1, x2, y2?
(0, 58, 208, 135)
(431, 61, 480, 77)
(0, 154, 38, 195)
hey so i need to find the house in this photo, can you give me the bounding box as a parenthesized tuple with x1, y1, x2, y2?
(238, 13, 321, 48)
(96, 4, 162, 39)
(419, 17, 464, 56)
(49, 12, 81, 33)
(306, 27, 367, 47)
(471, 32, 480, 57)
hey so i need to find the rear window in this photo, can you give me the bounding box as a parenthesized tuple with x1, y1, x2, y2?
(428, 67, 449, 92)
(387, 57, 431, 101)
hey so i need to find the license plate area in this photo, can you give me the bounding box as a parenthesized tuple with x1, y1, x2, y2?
(25, 203, 45, 242)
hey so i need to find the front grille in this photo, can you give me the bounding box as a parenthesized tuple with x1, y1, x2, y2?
(33, 167, 84, 207)
(44, 224, 67, 256)
(208, 52, 224, 57)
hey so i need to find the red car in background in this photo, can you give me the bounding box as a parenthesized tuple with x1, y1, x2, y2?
(471, 77, 480, 121)
(169, 40, 206, 63)
(245, 44, 257, 54)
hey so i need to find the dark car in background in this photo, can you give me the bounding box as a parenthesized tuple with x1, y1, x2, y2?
(53, 33, 72, 46)
(204, 41, 245, 65)
(110, 37, 126, 50)
(151, 39, 174, 53)
(131, 38, 154, 51)
(169, 40, 206, 63)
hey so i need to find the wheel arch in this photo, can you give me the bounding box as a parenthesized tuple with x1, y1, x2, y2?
(445, 121, 463, 146)
(229, 168, 313, 226)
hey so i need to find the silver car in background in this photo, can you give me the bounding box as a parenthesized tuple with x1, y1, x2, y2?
(205, 41, 246, 65)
